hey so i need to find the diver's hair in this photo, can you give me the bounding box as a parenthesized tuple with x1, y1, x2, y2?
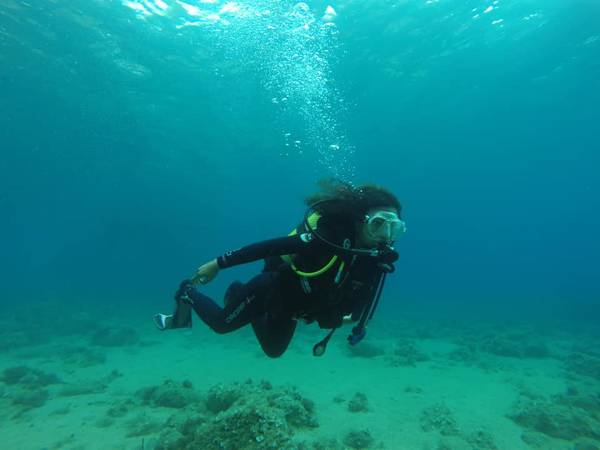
(305, 178, 402, 222)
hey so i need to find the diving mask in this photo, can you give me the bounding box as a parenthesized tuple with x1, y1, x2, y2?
(364, 210, 406, 242)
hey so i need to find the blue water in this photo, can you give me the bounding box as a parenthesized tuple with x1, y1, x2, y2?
(1, 0, 599, 324)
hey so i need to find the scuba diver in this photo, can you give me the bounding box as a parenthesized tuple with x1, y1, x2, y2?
(153, 179, 406, 358)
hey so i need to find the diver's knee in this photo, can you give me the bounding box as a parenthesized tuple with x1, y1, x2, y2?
(262, 345, 287, 358)
(210, 320, 234, 335)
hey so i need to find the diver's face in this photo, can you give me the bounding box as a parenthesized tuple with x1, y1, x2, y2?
(357, 206, 400, 248)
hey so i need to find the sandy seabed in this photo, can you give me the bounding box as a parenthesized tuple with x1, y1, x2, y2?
(1, 303, 599, 450)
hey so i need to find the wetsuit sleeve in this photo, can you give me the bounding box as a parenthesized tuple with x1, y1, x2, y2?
(216, 234, 323, 269)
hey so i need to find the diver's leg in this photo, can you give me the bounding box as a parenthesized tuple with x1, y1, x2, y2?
(187, 272, 276, 334)
(224, 281, 244, 308)
(249, 273, 301, 357)
(251, 314, 297, 358)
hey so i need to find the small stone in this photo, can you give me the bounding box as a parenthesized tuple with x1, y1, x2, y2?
(348, 392, 369, 413)
(344, 429, 375, 449)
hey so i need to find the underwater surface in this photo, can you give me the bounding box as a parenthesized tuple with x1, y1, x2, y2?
(1, 0, 599, 449)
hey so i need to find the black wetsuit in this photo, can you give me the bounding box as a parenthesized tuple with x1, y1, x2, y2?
(174, 217, 388, 357)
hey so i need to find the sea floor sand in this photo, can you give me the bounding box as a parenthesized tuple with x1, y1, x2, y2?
(1, 308, 599, 450)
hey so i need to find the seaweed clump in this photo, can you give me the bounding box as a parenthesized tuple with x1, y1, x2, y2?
(479, 331, 550, 359)
(420, 403, 459, 436)
(343, 430, 375, 449)
(0, 365, 62, 411)
(465, 430, 498, 450)
(154, 379, 319, 450)
(566, 350, 600, 380)
(137, 379, 199, 409)
(1, 365, 61, 387)
(385, 339, 429, 367)
(509, 396, 600, 442)
(347, 392, 369, 413)
(57, 345, 107, 367)
(508, 382, 600, 449)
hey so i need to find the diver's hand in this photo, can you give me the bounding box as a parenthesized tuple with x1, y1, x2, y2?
(192, 259, 219, 285)
(379, 248, 399, 264)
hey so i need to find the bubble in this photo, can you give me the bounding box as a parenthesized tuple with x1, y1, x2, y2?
(293, 3, 310, 14)
(121, 0, 355, 180)
(322, 5, 337, 23)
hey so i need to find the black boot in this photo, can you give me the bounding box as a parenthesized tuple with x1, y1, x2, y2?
(153, 280, 195, 330)
(171, 279, 194, 328)
(174, 279, 195, 304)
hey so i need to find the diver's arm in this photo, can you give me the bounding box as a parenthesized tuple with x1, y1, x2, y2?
(216, 234, 323, 269)
(192, 235, 316, 284)
(192, 223, 335, 284)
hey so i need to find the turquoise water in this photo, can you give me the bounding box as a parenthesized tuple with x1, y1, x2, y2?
(1, 1, 600, 449)
(2, 0, 598, 317)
